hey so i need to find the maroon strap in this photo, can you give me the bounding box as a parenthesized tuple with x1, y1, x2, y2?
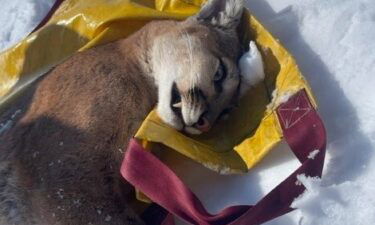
(121, 89, 326, 225)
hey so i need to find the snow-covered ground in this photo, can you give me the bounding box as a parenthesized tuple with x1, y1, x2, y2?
(0, 0, 374, 225)
(247, 1, 375, 224)
(0, 0, 55, 51)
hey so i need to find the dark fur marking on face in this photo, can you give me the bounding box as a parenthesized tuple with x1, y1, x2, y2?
(214, 59, 227, 94)
(188, 87, 207, 103)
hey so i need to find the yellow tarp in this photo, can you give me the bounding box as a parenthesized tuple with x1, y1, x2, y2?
(0, 0, 315, 175)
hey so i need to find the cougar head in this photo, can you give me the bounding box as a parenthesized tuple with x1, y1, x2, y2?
(152, 0, 244, 134)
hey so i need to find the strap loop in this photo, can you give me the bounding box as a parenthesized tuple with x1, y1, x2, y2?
(121, 89, 326, 225)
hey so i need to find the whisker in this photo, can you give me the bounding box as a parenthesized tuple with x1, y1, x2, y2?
(182, 29, 196, 103)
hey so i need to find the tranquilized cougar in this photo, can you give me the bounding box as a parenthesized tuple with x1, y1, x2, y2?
(0, 0, 261, 224)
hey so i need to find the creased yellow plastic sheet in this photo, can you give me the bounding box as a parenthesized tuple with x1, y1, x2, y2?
(0, 0, 316, 175)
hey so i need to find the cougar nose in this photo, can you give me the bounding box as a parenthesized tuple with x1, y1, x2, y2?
(194, 116, 211, 132)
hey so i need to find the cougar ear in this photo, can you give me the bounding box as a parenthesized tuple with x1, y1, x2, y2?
(194, 0, 244, 30)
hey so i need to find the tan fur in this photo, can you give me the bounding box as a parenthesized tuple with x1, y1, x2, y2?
(0, 23, 158, 225)
(154, 0, 244, 134)
(0, 0, 245, 224)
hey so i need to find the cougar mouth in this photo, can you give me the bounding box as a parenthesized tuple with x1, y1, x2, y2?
(170, 82, 183, 117)
(169, 81, 240, 134)
(170, 82, 205, 133)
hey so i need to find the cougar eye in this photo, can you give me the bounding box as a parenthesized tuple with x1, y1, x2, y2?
(214, 61, 227, 93)
(214, 61, 226, 82)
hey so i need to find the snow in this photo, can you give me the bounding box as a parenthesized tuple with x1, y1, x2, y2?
(239, 40, 265, 96)
(0, 120, 14, 135)
(245, 0, 375, 224)
(0, 0, 55, 52)
(307, 150, 320, 160)
(266, 89, 294, 111)
(1, 0, 375, 225)
(0, 109, 22, 135)
(290, 174, 375, 225)
(105, 215, 112, 222)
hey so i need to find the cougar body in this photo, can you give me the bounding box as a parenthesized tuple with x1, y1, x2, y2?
(0, 0, 246, 224)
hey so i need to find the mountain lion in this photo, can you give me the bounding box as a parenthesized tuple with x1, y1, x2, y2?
(0, 0, 260, 224)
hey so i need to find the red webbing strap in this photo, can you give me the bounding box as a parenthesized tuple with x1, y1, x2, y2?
(121, 139, 250, 225)
(121, 89, 326, 225)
